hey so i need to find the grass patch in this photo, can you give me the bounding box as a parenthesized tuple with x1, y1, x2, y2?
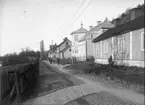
(64, 61, 144, 94)
(59, 59, 71, 65)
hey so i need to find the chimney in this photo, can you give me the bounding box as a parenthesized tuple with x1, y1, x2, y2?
(96, 21, 101, 25)
(63, 37, 67, 41)
(89, 26, 93, 30)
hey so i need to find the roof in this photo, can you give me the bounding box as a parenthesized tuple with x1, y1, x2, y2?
(60, 45, 71, 53)
(71, 23, 88, 35)
(57, 38, 71, 47)
(93, 15, 144, 43)
(79, 18, 115, 41)
(91, 18, 115, 32)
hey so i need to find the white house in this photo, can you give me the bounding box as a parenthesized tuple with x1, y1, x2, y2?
(71, 23, 88, 61)
(79, 18, 115, 60)
(92, 15, 144, 67)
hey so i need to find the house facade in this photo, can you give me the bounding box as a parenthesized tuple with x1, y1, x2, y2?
(79, 18, 115, 59)
(48, 44, 58, 58)
(71, 23, 88, 61)
(57, 37, 71, 59)
(60, 46, 71, 59)
(93, 15, 144, 67)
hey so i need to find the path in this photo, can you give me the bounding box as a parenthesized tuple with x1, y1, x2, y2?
(22, 61, 144, 105)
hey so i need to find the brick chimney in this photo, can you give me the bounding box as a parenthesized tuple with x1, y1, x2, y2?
(63, 37, 68, 41)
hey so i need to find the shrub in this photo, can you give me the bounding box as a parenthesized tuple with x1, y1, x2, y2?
(86, 56, 95, 62)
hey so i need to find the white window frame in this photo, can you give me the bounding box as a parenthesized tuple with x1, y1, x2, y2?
(118, 36, 125, 52)
(141, 32, 144, 51)
(96, 43, 100, 55)
(103, 41, 108, 53)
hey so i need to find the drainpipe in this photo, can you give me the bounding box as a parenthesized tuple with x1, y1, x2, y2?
(130, 31, 132, 60)
(86, 41, 87, 60)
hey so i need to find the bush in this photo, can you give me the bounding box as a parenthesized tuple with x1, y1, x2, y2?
(1, 49, 40, 66)
(86, 56, 95, 62)
(59, 58, 71, 65)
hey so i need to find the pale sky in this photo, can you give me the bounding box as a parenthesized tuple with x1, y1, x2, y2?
(0, 0, 144, 55)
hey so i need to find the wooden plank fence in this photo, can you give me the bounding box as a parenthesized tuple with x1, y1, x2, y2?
(0, 61, 39, 105)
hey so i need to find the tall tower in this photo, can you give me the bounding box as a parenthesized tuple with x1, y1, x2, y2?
(40, 40, 44, 60)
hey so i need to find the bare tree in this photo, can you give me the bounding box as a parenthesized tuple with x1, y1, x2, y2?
(109, 36, 127, 66)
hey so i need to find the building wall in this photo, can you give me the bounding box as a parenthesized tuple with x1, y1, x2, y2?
(94, 28, 144, 67)
(86, 29, 106, 59)
(94, 37, 112, 60)
(60, 53, 63, 59)
(63, 48, 71, 59)
(113, 33, 130, 60)
(71, 33, 86, 61)
(102, 38, 112, 59)
(132, 28, 144, 60)
(86, 40, 93, 58)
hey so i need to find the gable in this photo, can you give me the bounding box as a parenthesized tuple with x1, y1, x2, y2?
(59, 40, 71, 52)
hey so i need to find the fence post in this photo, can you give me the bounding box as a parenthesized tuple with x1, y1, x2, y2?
(14, 70, 21, 103)
(0, 69, 10, 105)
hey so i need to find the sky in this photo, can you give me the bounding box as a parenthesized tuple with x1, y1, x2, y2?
(0, 0, 144, 55)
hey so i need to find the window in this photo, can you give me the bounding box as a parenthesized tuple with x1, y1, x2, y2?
(74, 47, 78, 53)
(96, 43, 100, 55)
(74, 35, 78, 41)
(141, 32, 144, 51)
(118, 36, 125, 51)
(103, 41, 108, 53)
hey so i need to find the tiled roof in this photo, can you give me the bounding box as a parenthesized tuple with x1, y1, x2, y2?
(71, 27, 88, 35)
(79, 18, 115, 41)
(93, 15, 144, 43)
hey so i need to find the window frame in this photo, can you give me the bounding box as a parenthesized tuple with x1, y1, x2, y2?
(118, 36, 125, 52)
(141, 32, 144, 51)
(103, 41, 108, 53)
(96, 43, 100, 55)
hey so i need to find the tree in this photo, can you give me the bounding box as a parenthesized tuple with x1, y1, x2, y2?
(1, 49, 40, 66)
(109, 36, 128, 66)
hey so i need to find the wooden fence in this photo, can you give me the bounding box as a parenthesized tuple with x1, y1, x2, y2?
(0, 61, 39, 105)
